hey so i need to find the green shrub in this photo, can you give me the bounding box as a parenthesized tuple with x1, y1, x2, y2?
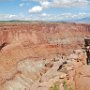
(49, 84, 59, 90)
(69, 85, 74, 90)
(63, 81, 74, 90)
(63, 81, 68, 90)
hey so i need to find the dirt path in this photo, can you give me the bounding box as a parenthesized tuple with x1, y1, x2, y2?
(75, 65, 90, 90)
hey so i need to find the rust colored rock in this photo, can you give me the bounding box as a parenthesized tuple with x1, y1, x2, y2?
(0, 22, 90, 90)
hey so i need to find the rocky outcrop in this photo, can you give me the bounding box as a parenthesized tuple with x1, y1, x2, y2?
(0, 22, 90, 90)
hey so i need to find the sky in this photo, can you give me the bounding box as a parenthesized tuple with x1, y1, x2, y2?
(0, 0, 90, 21)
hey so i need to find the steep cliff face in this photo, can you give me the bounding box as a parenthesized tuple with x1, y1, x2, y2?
(0, 23, 90, 53)
(0, 23, 90, 57)
(0, 23, 90, 45)
(0, 22, 90, 90)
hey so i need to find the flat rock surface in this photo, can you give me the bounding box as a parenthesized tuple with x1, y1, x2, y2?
(76, 65, 90, 90)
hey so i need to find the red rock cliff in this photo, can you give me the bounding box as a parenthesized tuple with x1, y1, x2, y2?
(0, 23, 90, 45)
(0, 22, 90, 89)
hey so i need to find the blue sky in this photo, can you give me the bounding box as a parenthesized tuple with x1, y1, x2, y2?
(0, 0, 90, 21)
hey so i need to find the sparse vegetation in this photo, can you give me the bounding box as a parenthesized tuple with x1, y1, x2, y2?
(49, 83, 59, 90)
(69, 86, 74, 90)
(63, 81, 68, 90)
(63, 81, 74, 90)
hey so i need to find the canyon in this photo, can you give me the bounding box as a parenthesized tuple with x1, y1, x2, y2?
(0, 22, 90, 90)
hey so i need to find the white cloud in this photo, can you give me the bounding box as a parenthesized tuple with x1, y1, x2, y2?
(19, 3, 25, 7)
(28, 1, 50, 13)
(41, 13, 47, 16)
(40, 1, 50, 8)
(0, 12, 90, 21)
(0, 14, 25, 20)
(52, 0, 88, 7)
(28, 0, 89, 8)
(28, 0, 90, 13)
(24, 0, 48, 2)
(28, 12, 90, 21)
(29, 6, 43, 13)
(0, 14, 17, 19)
(8, 15, 16, 18)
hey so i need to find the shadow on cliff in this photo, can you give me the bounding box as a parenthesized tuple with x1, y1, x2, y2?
(0, 42, 8, 51)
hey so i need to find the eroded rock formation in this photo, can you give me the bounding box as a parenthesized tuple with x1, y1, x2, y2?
(0, 22, 90, 90)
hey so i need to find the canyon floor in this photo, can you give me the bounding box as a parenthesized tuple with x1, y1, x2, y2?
(0, 22, 90, 90)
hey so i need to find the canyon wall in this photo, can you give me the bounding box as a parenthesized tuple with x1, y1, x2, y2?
(0, 22, 90, 54)
(0, 23, 90, 45)
(0, 22, 90, 90)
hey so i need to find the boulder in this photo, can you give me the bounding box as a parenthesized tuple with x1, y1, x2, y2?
(69, 54, 78, 60)
(40, 60, 66, 82)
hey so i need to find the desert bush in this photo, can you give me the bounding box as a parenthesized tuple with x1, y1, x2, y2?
(49, 83, 59, 90)
(63, 81, 68, 90)
(63, 81, 74, 90)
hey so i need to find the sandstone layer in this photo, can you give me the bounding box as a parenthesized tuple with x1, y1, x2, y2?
(0, 22, 90, 90)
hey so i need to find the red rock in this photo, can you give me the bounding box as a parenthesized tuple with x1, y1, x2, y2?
(0, 22, 90, 90)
